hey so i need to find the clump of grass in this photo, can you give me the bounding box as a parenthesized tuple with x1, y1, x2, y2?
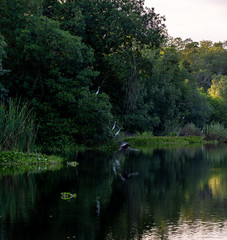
(0, 99, 38, 152)
(204, 123, 227, 142)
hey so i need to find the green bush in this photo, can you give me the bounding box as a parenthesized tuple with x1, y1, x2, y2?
(0, 100, 38, 152)
(135, 131, 154, 137)
(204, 123, 227, 142)
(180, 123, 202, 136)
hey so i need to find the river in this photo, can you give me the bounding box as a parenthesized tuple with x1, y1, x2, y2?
(0, 144, 227, 240)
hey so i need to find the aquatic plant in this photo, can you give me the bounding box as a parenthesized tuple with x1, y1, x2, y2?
(0, 151, 63, 175)
(67, 161, 79, 167)
(61, 192, 77, 200)
(0, 151, 62, 164)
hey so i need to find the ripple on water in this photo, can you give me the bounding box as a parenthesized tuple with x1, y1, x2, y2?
(140, 219, 227, 240)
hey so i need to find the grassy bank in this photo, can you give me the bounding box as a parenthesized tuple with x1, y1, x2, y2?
(124, 136, 204, 147)
(0, 151, 63, 175)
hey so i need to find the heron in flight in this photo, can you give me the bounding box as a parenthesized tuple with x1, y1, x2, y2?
(112, 121, 116, 130)
(115, 128, 121, 136)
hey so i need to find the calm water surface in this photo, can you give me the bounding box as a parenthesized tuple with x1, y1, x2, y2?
(0, 144, 227, 240)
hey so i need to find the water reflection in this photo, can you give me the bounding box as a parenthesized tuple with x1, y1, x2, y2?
(0, 144, 227, 239)
(142, 219, 227, 240)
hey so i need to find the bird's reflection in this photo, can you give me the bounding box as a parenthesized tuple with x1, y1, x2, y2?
(113, 144, 139, 181)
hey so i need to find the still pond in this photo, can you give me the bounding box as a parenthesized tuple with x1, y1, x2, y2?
(0, 144, 227, 240)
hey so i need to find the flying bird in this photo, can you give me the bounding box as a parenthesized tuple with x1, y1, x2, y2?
(115, 128, 121, 136)
(112, 121, 116, 130)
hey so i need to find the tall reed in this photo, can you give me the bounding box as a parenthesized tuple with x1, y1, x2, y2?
(0, 99, 38, 152)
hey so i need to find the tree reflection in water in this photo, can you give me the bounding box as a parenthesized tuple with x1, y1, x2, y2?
(0, 145, 227, 239)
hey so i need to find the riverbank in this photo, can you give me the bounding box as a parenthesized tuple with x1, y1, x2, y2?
(38, 136, 215, 154)
(124, 136, 206, 147)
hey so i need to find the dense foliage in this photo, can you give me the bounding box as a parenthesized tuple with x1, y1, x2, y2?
(0, 0, 226, 148)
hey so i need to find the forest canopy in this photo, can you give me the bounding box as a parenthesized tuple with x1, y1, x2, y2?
(0, 0, 227, 147)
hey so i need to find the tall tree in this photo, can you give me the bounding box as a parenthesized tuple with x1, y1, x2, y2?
(0, 0, 115, 145)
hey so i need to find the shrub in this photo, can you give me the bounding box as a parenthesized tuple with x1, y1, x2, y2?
(180, 123, 202, 136)
(204, 123, 227, 142)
